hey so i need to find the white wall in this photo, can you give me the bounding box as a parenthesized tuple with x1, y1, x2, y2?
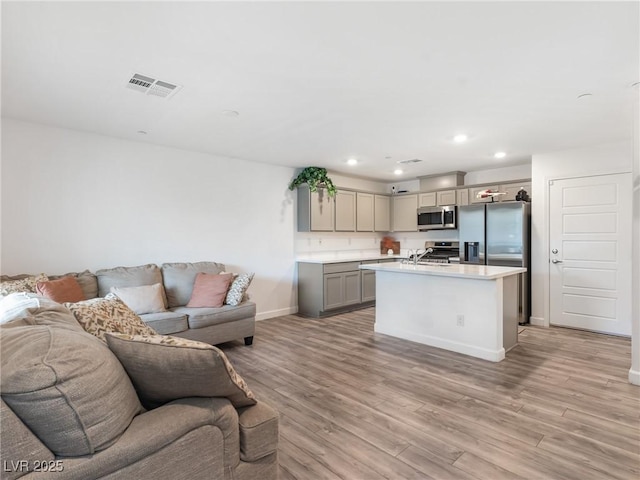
(530, 141, 634, 329)
(1, 119, 298, 320)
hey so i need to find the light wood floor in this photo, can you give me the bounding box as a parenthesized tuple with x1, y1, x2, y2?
(222, 308, 639, 480)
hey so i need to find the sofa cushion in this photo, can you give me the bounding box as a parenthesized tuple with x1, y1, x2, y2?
(187, 273, 234, 308)
(225, 273, 255, 306)
(161, 262, 226, 308)
(110, 283, 167, 315)
(49, 270, 98, 300)
(0, 274, 48, 297)
(139, 311, 188, 335)
(0, 293, 83, 331)
(105, 333, 257, 409)
(237, 402, 279, 462)
(173, 301, 257, 330)
(64, 294, 156, 342)
(0, 324, 142, 457)
(36, 275, 86, 303)
(95, 264, 165, 301)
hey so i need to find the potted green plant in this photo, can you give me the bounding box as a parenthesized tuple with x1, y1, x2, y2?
(288, 167, 337, 197)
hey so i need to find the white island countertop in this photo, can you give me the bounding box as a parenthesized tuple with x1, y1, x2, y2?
(296, 253, 405, 264)
(360, 261, 526, 280)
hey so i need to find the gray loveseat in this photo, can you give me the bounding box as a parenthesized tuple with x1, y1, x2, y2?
(0, 295, 278, 480)
(1, 261, 256, 346)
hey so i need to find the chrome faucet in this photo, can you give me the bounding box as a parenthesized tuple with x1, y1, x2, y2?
(412, 247, 434, 265)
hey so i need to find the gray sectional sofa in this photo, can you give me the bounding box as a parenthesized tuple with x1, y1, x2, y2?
(0, 294, 278, 480)
(2, 261, 256, 346)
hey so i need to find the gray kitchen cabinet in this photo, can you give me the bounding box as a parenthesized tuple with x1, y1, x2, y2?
(360, 269, 376, 302)
(356, 192, 374, 231)
(297, 258, 397, 317)
(418, 192, 437, 207)
(335, 190, 356, 231)
(374, 194, 391, 232)
(437, 189, 457, 206)
(457, 188, 469, 206)
(297, 186, 334, 231)
(499, 182, 532, 202)
(392, 194, 418, 231)
(323, 270, 361, 310)
(470, 185, 500, 204)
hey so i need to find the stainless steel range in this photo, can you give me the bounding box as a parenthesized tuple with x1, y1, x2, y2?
(408, 241, 460, 264)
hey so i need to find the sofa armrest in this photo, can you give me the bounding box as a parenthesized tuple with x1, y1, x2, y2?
(23, 398, 239, 480)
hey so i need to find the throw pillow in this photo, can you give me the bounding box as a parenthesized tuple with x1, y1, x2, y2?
(105, 333, 257, 409)
(110, 283, 167, 315)
(186, 273, 234, 308)
(64, 294, 156, 342)
(1, 324, 142, 456)
(36, 275, 86, 303)
(0, 274, 48, 297)
(225, 273, 254, 306)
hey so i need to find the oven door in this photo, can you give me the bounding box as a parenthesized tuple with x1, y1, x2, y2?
(417, 207, 444, 231)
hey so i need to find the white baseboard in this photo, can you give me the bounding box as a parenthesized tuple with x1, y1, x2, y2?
(529, 316, 547, 327)
(256, 306, 297, 321)
(629, 368, 640, 386)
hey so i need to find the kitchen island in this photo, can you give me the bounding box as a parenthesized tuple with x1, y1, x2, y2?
(359, 262, 526, 362)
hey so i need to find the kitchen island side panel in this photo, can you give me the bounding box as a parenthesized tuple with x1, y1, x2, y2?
(373, 270, 506, 362)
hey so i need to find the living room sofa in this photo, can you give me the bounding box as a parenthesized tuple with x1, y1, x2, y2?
(0, 261, 256, 346)
(0, 294, 278, 480)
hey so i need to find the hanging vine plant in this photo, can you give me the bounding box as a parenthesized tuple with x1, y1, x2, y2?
(288, 167, 337, 197)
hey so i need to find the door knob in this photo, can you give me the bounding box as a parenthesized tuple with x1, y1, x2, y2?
(551, 258, 563, 264)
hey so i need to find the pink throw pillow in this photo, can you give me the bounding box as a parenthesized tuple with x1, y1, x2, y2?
(186, 273, 233, 308)
(36, 276, 86, 303)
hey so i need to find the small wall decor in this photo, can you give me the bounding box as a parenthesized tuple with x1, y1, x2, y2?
(288, 167, 337, 197)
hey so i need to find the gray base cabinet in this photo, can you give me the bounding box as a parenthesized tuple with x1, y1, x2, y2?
(297, 259, 396, 318)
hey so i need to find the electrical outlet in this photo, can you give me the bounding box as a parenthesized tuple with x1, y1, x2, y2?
(456, 315, 465, 326)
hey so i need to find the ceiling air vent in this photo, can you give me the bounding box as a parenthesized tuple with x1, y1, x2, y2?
(125, 73, 182, 99)
(398, 158, 423, 164)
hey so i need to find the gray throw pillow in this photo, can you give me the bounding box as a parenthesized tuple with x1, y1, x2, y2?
(105, 333, 257, 409)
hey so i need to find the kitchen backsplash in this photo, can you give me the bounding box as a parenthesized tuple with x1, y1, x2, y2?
(295, 230, 458, 256)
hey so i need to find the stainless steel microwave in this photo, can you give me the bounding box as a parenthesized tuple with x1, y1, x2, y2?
(417, 205, 457, 231)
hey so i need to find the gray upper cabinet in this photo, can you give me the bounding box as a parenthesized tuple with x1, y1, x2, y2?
(469, 185, 500, 204)
(297, 186, 334, 231)
(500, 182, 532, 202)
(437, 189, 457, 206)
(457, 188, 469, 206)
(374, 195, 391, 232)
(356, 192, 374, 231)
(335, 190, 356, 231)
(418, 192, 436, 207)
(392, 194, 418, 231)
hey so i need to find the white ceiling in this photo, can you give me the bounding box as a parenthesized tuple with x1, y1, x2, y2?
(2, 1, 638, 181)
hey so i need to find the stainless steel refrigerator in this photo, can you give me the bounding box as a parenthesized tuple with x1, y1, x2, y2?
(458, 201, 531, 324)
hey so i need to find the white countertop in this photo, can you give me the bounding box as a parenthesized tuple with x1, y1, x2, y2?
(296, 253, 405, 264)
(359, 261, 526, 280)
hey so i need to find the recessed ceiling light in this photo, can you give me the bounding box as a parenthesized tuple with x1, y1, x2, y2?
(222, 110, 239, 117)
(347, 158, 358, 166)
(453, 134, 468, 143)
(577, 93, 593, 99)
(494, 151, 506, 159)
(394, 169, 403, 175)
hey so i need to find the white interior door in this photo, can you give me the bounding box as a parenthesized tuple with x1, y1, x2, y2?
(549, 173, 631, 336)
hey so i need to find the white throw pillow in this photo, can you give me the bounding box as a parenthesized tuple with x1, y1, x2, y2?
(109, 283, 167, 315)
